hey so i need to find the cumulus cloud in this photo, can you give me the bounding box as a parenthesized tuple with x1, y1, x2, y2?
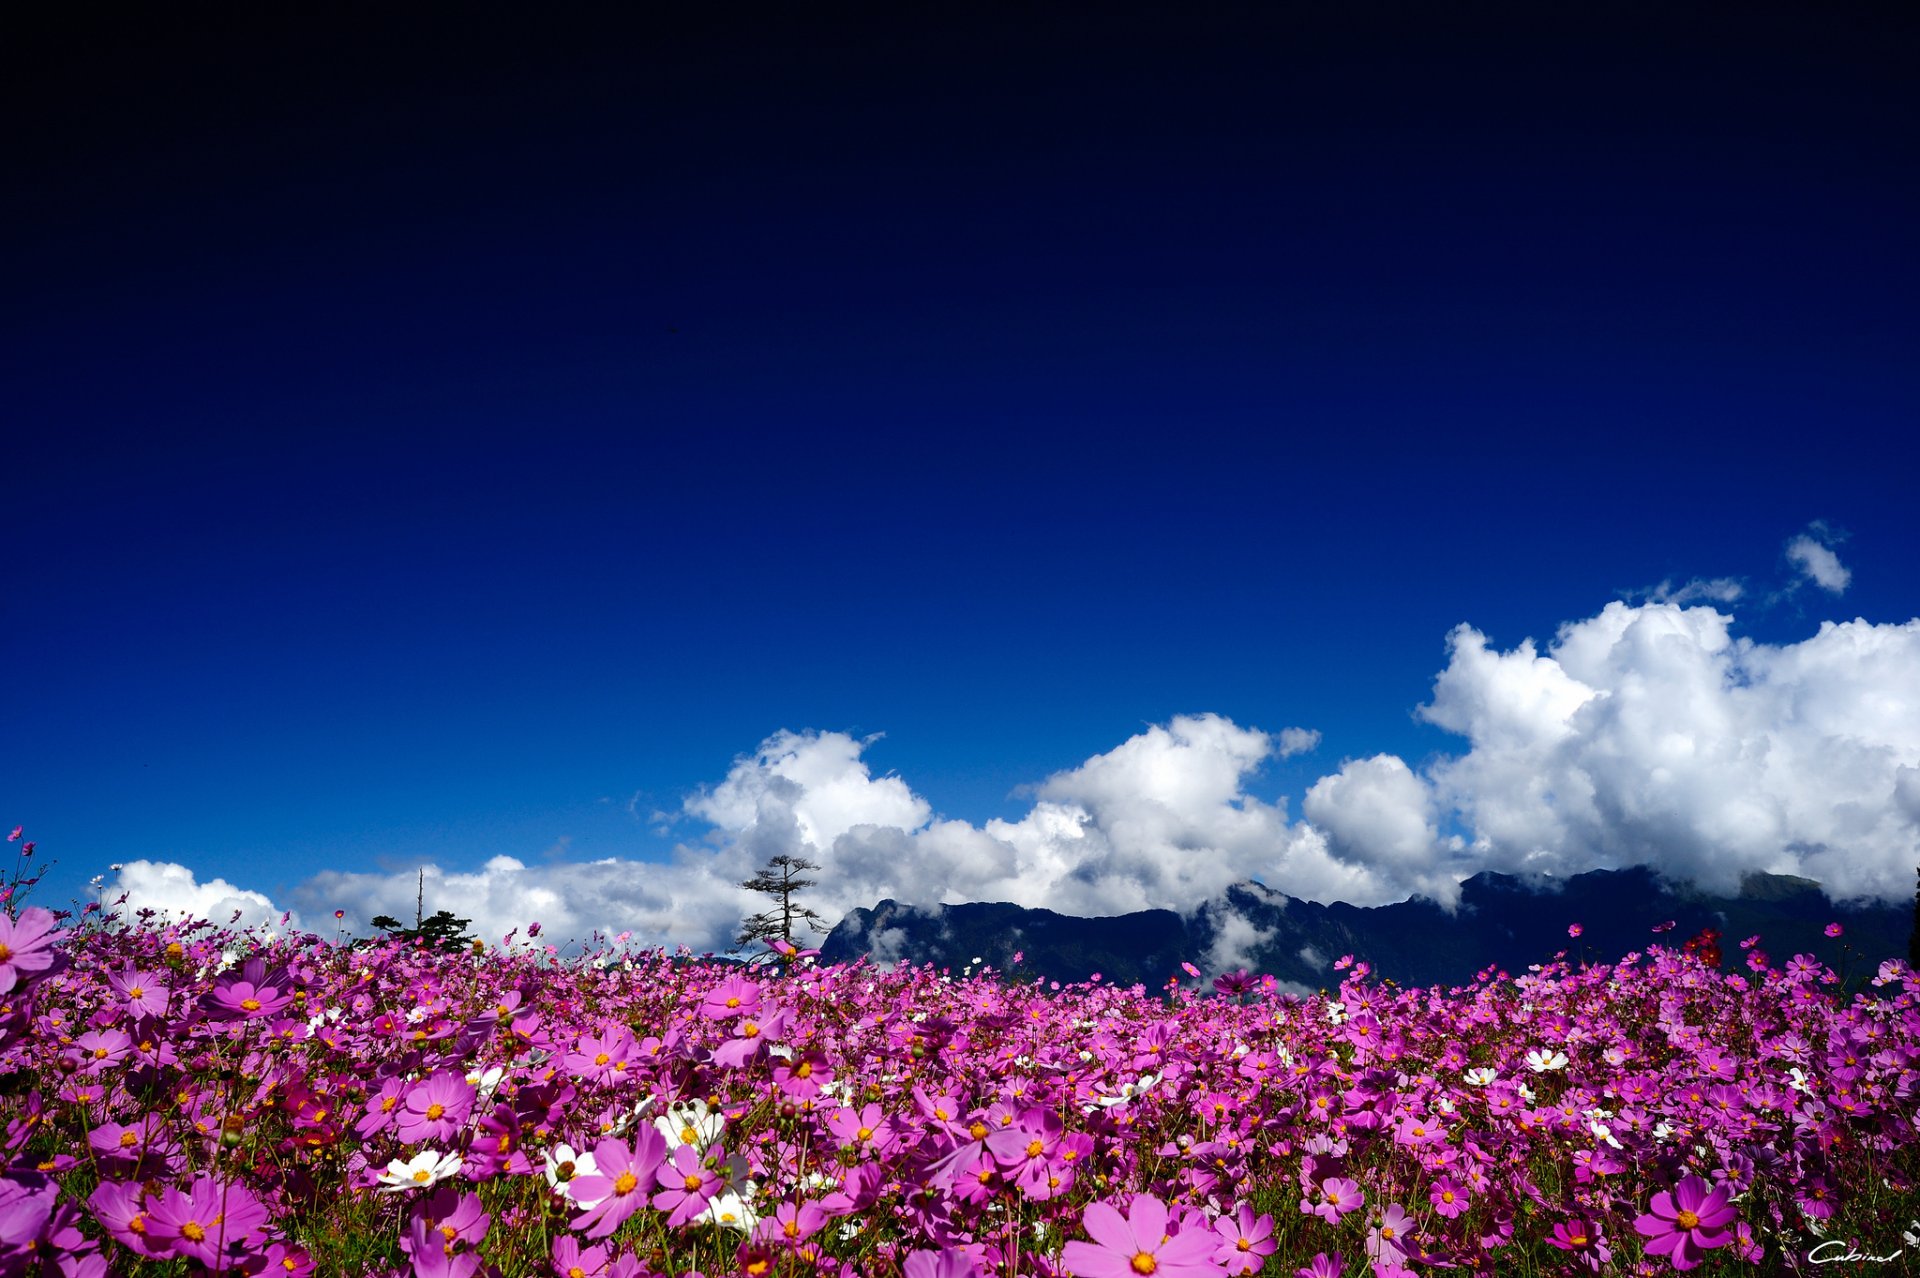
(1786, 524, 1851, 594)
(134, 563, 1920, 951)
(1413, 602, 1920, 900)
(98, 860, 291, 932)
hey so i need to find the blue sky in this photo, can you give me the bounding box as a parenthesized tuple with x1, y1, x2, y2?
(5, 6, 1917, 946)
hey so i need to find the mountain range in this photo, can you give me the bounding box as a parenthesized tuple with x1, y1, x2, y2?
(818, 867, 1913, 991)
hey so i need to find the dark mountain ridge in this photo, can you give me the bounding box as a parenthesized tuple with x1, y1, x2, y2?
(820, 867, 1909, 990)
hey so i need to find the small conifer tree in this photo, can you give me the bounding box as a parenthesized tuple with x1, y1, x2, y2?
(735, 853, 828, 952)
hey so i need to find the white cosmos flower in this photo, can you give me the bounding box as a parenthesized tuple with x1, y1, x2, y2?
(379, 1149, 463, 1192)
(1324, 1002, 1348, 1025)
(1786, 1068, 1813, 1094)
(1525, 1049, 1569, 1073)
(1589, 1120, 1623, 1149)
(1090, 1074, 1160, 1111)
(1463, 1067, 1498, 1086)
(656, 1098, 726, 1151)
(543, 1144, 603, 1205)
(703, 1187, 760, 1232)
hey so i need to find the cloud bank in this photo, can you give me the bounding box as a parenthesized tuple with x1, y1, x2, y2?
(97, 593, 1920, 955)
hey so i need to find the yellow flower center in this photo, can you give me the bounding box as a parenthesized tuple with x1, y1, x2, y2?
(594, 1052, 610, 1066)
(685, 1173, 704, 1191)
(128, 986, 143, 999)
(182, 1221, 207, 1242)
(413, 1170, 432, 1183)
(613, 1171, 638, 1196)
(1569, 1233, 1588, 1247)
(857, 1127, 874, 1141)
(119, 1131, 139, 1147)
(426, 1103, 445, 1121)
(795, 1062, 812, 1078)
(681, 1125, 699, 1144)
(1675, 1209, 1700, 1230)
(969, 1122, 988, 1140)
(1131, 1253, 1158, 1275)
(1026, 1139, 1045, 1157)
(241, 998, 262, 1012)
(726, 996, 741, 1008)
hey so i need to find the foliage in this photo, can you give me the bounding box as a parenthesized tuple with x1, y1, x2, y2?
(734, 853, 829, 953)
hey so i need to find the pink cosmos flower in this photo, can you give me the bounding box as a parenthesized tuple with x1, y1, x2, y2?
(1825, 922, 1843, 938)
(1546, 1218, 1612, 1271)
(207, 978, 292, 1019)
(755, 1200, 828, 1248)
(0, 907, 62, 995)
(396, 1072, 476, 1145)
(1060, 1193, 1223, 1278)
(772, 1048, 833, 1100)
(71, 1029, 133, 1072)
(701, 973, 761, 1019)
(1367, 1203, 1415, 1268)
(144, 1176, 270, 1267)
(1294, 1255, 1343, 1278)
(903, 1248, 979, 1278)
(569, 1128, 668, 1239)
(827, 1102, 896, 1157)
(1302, 1175, 1363, 1224)
(400, 1187, 489, 1278)
(1428, 1177, 1469, 1218)
(107, 967, 171, 1016)
(1633, 1176, 1738, 1270)
(653, 1142, 725, 1227)
(1212, 1204, 1277, 1276)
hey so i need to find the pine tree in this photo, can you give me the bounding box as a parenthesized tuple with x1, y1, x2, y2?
(734, 854, 829, 952)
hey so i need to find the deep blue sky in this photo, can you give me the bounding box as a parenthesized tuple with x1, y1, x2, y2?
(5, 4, 1916, 913)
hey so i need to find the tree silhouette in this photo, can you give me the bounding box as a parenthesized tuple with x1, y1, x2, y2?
(735, 853, 828, 952)
(1910, 867, 1919, 970)
(370, 870, 475, 951)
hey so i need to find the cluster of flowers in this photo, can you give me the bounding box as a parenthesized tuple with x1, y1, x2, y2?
(1, 890, 1917, 1277)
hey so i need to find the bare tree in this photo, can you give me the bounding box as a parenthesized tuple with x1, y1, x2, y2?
(735, 853, 829, 951)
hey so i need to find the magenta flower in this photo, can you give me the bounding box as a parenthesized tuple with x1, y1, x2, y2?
(1634, 1176, 1738, 1270)
(1825, 922, 1844, 938)
(1568, 922, 1583, 937)
(207, 978, 292, 1019)
(1061, 1193, 1224, 1278)
(756, 1199, 828, 1248)
(827, 1102, 896, 1157)
(701, 973, 761, 1019)
(396, 1071, 477, 1145)
(401, 1187, 489, 1278)
(0, 907, 62, 995)
(984, 1107, 1064, 1196)
(569, 1129, 668, 1239)
(903, 1248, 979, 1278)
(1212, 1204, 1277, 1276)
(144, 1176, 269, 1267)
(1546, 1218, 1612, 1271)
(1302, 1175, 1363, 1224)
(1428, 1176, 1469, 1218)
(1367, 1203, 1415, 1268)
(552, 1236, 617, 1277)
(653, 1142, 725, 1227)
(107, 967, 171, 1016)
(1294, 1255, 1343, 1278)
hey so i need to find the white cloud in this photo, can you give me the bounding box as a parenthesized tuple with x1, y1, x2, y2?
(1276, 726, 1322, 757)
(98, 860, 291, 932)
(1640, 577, 1745, 606)
(1200, 904, 1276, 975)
(127, 565, 1920, 952)
(1786, 526, 1851, 594)
(1414, 602, 1920, 901)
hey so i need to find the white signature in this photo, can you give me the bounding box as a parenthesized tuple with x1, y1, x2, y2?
(1807, 1240, 1906, 1265)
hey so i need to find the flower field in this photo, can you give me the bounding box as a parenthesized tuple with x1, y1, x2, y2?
(3, 893, 1919, 1276)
